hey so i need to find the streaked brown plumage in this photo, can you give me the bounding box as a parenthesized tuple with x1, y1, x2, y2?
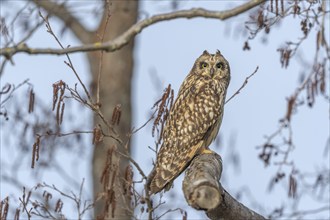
(148, 50, 231, 194)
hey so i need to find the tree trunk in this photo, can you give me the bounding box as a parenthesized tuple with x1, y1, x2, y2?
(88, 1, 138, 219)
(30, 0, 138, 218)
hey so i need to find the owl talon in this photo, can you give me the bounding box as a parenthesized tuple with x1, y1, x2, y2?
(200, 149, 214, 154)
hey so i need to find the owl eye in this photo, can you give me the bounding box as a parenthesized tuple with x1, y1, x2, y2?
(216, 62, 224, 69)
(200, 62, 208, 68)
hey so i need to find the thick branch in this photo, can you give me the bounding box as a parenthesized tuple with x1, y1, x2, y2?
(183, 153, 266, 220)
(1, 0, 265, 57)
(32, 0, 91, 44)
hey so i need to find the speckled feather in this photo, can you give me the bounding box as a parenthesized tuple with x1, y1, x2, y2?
(148, 50, 230, 194)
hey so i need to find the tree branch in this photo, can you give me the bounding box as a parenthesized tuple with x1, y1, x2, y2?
(31, 0, 91, 44)
(1, 0, 266, 58)
(183, 153, 266, 220)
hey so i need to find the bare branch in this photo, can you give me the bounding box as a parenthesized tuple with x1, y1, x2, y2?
(1, 0, 266, 57)
(183, 153, 266, 220)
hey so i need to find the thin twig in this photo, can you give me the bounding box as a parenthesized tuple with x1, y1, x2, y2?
(38, 12, 93, 105)
(32, 0, 91, 44)
(156, 208, 185, 220)
(116, 151, 147, 180)
(96, 1, 111, 106)
(225, 66, 259, 104)
(0, 79, 31, 106)
(285, 206, 330, 219)
(132, 110, 157, 134)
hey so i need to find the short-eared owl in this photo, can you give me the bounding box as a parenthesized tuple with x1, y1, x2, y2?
(148, 50, 230, 194)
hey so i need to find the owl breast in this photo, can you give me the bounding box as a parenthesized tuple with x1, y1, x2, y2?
(161, 78, 224, 161)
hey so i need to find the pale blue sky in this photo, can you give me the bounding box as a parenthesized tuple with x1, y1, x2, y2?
(1, 1, 329, 219)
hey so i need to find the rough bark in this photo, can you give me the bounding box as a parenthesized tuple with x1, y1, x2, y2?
(183, 153, 266, 220)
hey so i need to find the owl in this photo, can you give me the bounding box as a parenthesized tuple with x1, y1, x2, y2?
(147, 50, 231, 194)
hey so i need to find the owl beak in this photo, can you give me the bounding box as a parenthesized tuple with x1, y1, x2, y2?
(210, 67, 215, 77)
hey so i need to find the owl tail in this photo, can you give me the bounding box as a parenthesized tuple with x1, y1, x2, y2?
(147, 168, 172, 195)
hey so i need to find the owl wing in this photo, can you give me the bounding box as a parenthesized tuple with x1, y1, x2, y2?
(148, 79, 221, 194)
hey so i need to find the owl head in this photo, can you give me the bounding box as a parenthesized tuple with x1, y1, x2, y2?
(192, 50, 230, 83)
